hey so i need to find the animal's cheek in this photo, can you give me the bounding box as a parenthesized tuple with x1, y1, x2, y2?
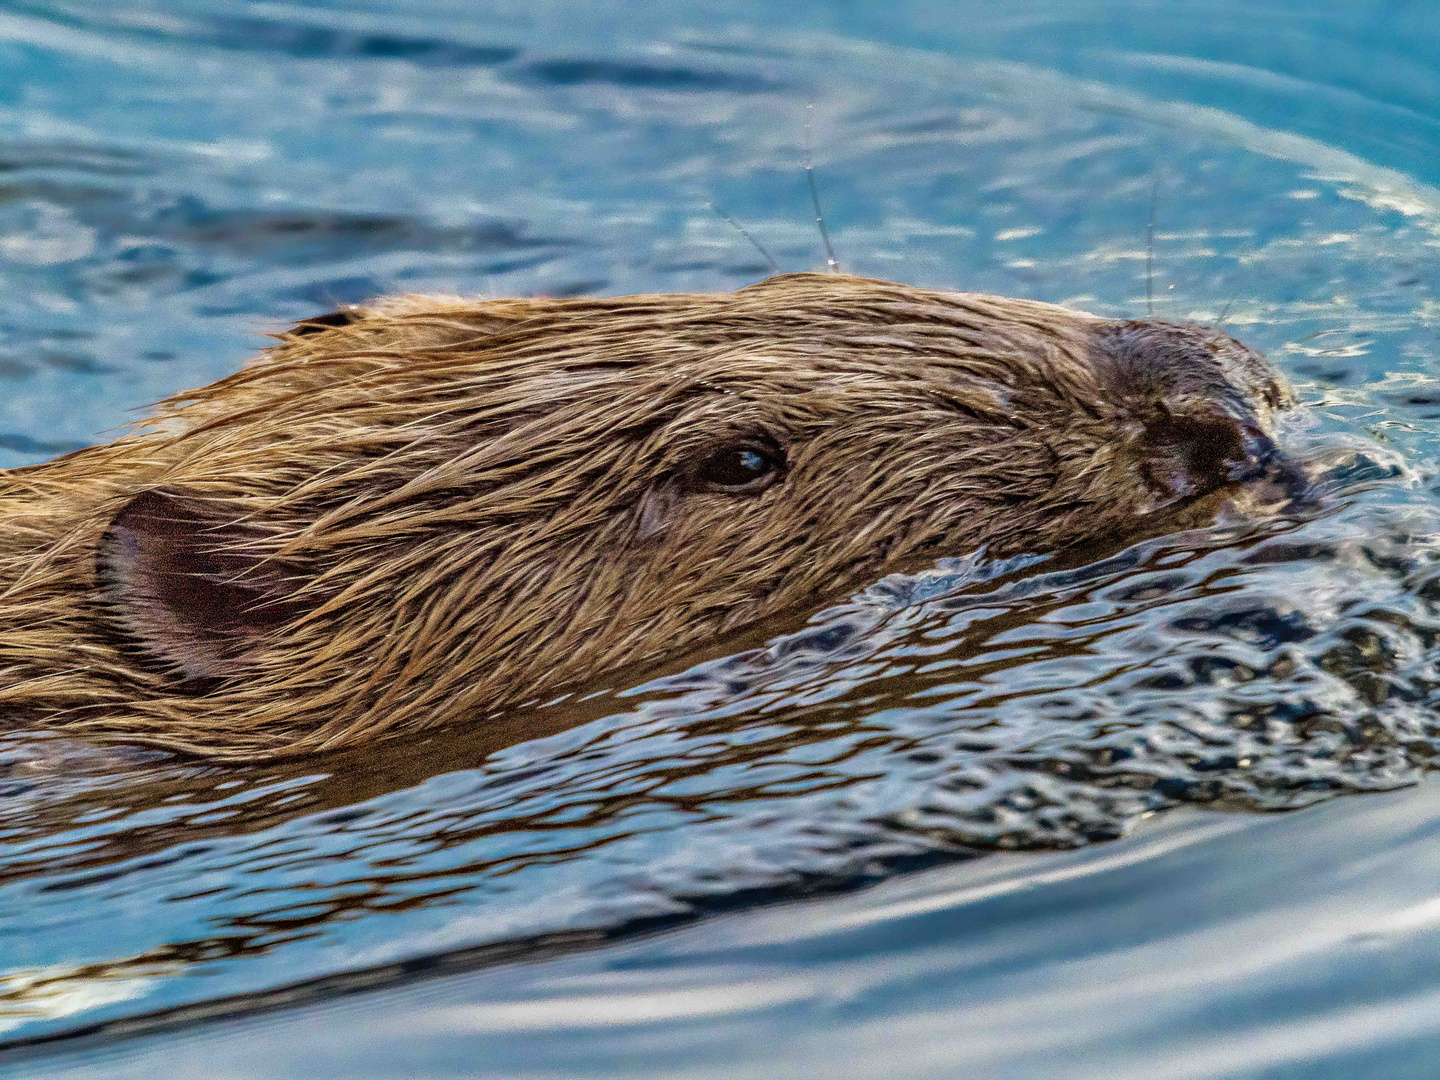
(634, 484, 680, 542)
(631, 478, 788, 545)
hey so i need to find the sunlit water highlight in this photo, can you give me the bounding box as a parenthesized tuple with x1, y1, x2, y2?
(2, 1, 1440, 1076)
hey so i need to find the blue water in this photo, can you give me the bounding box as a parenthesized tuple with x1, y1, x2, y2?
(3, 0, 1440, 1076)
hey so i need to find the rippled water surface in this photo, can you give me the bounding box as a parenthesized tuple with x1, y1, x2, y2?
(4, 0, 1440, 1076)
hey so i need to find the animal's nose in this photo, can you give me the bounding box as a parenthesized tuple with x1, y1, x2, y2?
(1230, 420, 1310, 503)
(1095, 318, 1308, 507)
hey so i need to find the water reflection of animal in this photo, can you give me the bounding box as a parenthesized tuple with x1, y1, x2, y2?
(0, 273, 1299, 757)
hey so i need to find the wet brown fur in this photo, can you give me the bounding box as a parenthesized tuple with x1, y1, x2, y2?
(0, 273, 1293, 758)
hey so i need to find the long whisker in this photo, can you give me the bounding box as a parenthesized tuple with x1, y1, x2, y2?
(1146, 178, 1158, 317)
(804, 103, 840, 274)
(705, 202, 780, 274)
(1288, 328, 1346, 346)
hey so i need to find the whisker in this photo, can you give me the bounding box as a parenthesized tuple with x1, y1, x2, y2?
(1146, 177, 1158, 317)
(705, 202, 780, 274)
(804, 103, 840, 274)
(1216, 236, 1259, 329)
(1290, 328, 1346, 345)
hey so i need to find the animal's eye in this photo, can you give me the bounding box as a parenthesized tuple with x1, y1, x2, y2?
(695, 441, 785, 493)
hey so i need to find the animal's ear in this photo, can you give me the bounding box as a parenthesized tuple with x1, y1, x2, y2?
(284, 306, 365, 338)
(97, 491, 308, 682)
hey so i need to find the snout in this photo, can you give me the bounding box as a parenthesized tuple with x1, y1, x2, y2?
(1097, 317, 1308, 508)
(1138, 401, 1309, 509)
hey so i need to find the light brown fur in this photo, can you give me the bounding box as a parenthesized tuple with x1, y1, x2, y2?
(0, 273, 1294, 758)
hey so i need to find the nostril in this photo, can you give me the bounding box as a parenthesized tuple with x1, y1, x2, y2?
(1229, 425, 1279, 482)
(1233, 426, 1311, 503)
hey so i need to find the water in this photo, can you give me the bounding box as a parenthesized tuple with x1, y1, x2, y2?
(1, 0, 1440, 1075)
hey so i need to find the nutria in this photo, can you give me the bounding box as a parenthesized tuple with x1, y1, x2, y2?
(0, 272, 1295, 758)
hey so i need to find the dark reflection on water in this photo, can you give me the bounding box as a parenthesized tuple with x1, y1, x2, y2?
(0, 0, 1439, 1073)
(184, 18, 520, 67)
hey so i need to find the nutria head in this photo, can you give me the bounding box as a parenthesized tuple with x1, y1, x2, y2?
(0, 273, 1296, 757)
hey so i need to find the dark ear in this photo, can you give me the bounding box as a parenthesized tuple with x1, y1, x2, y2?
(286, 306, 363, 338)
(97, 491, 308, 682)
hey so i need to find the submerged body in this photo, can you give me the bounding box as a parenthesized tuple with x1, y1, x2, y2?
(0, 273, 1295, 757)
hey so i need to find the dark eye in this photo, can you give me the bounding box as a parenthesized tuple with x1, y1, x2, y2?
(694, 442, 785, 493)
